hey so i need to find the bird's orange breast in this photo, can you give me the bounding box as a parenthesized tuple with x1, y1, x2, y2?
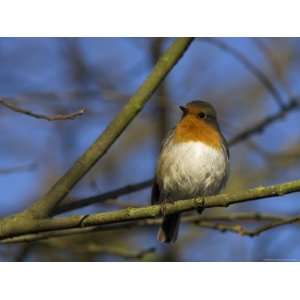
(174, 115, 222, 150)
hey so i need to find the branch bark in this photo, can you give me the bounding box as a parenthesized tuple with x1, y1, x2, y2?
(1, 178, 300, 243)
(3, 212, 300, 244)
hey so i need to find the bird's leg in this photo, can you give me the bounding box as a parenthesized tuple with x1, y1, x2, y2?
(160, 195, 169, 217)
(196, 197, 205, 214)
(197, 207, 204, 214)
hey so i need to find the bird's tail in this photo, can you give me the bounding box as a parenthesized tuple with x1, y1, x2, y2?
(157, 213, 181, 243)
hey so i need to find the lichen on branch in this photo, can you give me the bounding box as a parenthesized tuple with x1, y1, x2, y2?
(1, 178, 300, 243)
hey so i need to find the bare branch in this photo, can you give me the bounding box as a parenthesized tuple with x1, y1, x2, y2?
(186, 212, 295, 223)
(1, 178, 300, 242)
(0, 162, 37, 175)
(42, 241, 156, 261)
(192, 216, 300, 237)
(250, 38, 292, 97)
(54, 179, 153, 215)
(2, 226, 109, 244)
(3, 211, 300, 244)
(228, 98, 300, 146)
(71, 245, 156, 260)
(0, 98, 86, 121)
(199, 38, 285, 107)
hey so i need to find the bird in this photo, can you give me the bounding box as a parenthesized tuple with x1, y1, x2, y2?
(151, 100, 230, 243)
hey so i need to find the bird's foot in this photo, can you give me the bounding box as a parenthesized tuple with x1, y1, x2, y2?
(197, 207, 204, 214)
(160, 201, 168, 217)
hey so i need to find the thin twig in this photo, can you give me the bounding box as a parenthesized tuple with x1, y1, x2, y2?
(243, 216, 300, 236)
(0, 162, 37, 175)
(186, 212, 292, 222)
(0, 98, 86, 121)
(250, 37, 292, 97)
(54, 179, 153, 215)
(228, 98, 300, 146)
(192, 216, 300, 237)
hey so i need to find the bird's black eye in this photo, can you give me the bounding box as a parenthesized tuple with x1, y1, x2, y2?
(198, 112, 206, 119)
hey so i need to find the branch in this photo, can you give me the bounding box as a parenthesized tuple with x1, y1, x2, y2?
(3, 211, 300, 244)
(228, 98, 300, 146)
(0, 162, 37, 175)
(191, 212, 293, 222)
(54, 179, 153, 215)
(42, 241, 156, 261)
(2, 226, 110, 244)
(70, 245, 156, 260)
(25, 37, 193, 219)
(0, 98, 86, 121)
(192, 216, 300, 237)
(199, 38, 285, 107)
(1, 178, 300, 242)
(250, 38, 292, 97)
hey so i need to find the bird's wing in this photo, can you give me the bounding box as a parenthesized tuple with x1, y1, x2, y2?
(220, 133, 230, 160)
(160, 128, 175, 151)
(151, 128, 175, 205)
(151, 178, 160, 205)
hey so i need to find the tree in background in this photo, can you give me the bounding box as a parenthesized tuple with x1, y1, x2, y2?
(0, 37, 300, 261)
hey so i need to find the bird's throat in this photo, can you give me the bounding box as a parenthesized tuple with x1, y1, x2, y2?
(174, 115, 222, 150)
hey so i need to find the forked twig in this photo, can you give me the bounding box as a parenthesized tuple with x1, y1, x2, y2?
(0, 98, 85, 121)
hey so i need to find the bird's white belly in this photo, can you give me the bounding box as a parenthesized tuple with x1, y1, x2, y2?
(158, 141, 229, 201)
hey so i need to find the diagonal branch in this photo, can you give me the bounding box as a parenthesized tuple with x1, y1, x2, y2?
(228, 98, 300, 146)
(250, 38, 292, 97)
(54, 179, 153, 215)
(1, 178, 300, 242)
(25, 37, 194, 219)
(199, 37, 285, 107)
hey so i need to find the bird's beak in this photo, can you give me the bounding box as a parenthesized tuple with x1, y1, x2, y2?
(179, 106, 187, 113)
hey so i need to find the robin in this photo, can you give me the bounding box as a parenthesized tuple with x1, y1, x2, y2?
(151, 100, 230, 243)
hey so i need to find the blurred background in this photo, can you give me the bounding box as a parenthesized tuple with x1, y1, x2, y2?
(0, 37, 300, 261)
